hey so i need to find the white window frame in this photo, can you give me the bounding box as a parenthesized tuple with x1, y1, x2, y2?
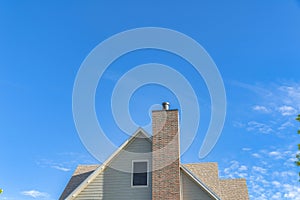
(131, 160, 149, 188)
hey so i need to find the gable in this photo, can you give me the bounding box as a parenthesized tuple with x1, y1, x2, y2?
(60, 128, 249, 200)
(63, 129, 152, 200)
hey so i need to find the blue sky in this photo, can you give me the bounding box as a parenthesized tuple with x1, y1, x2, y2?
(1, 0, 300, 199)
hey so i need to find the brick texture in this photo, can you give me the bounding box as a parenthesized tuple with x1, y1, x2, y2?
(152, 109, 180, 200)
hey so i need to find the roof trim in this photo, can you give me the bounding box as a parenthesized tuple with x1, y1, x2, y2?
(180, 165, 221, 200)
(65, 128, 151, 200)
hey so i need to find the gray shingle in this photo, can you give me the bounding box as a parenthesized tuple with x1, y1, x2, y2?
(59, 165, 99, 200)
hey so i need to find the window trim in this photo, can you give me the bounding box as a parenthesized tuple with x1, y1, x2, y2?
(131, 160, 149, 188)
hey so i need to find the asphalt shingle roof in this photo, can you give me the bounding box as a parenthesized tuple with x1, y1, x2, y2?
(60, 163, 249, 200)
(59, 165, 99, 200)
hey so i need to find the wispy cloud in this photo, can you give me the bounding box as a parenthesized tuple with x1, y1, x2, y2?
(268, 151, 283, 159)
(36, 152, 96, 172)
(269, 83, 300, 115)
(251, 153, 262, 158)
(232, 121, 245, 128)
(278, 105, 297, 116)
(238, 165, 248, 171)
(51, 165, 70, 172)
(224, 81, 300, 200)
(21, 190, 49, 198)
(272, 181, 281, 188)
(223, 160, 249, 178)
(37, 159, 71, 172)
(233, 81, 300, 113)
(279, 85, 300, 108)
(221, 145, 300, 200)
(283, 184, 300, 199)
(230, 81, 272, 96)
(252, 105, 271, 113)
(242, 147, 251, 151)
(252, 166, 267, 174)
(233, 81, 300, 137)
(247, 121, 273, 134)
(278, 121, 295, 130)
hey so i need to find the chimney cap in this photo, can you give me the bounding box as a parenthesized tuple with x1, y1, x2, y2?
(162, 102, 170, 110)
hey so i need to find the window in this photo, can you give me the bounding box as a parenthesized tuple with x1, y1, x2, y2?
(132, 161, 148, 186)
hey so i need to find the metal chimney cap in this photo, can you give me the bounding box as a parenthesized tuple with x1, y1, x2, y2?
(162, 102, 170, 110)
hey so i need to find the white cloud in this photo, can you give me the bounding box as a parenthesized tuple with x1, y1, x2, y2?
(273, 170, 295, 178)
(271, 192, 282, 199)
(279, 85, 300, 109)
(231, 81, 272, 96)
(272, 181, 281, 188)
(51, 165, 70, 172)
(220, 82, 300, 199)
(278, 121, 295, 130)
(266, 150, 295, 164)
(234, 82, 300, 137)
(283, 184, 300, 200)
(285, 157, 297, 167)
(268, 151, 283, 160)
(242, 147, 251, 151)
(252, 105, 270, 113)
(225, 145, 300, 200)
(247, 121, 273, 134)
(21, 190, 49, 198)
(233, 121, 245, 128)
(238, 165, 248, 171)
(251, 153, 262, 158)
(269, 151, 281, 156)
(36, 152, 96, 173)
(252, 166, 267, 174)
(224, 160, 240, 175)
(251, 149, 294, 161)
(278, 105, 297, 116)
(222, 160, 249, 179)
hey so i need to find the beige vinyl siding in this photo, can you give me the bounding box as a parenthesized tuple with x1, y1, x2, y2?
(74, 132, 152, 200)
(181, 170, 214, 200)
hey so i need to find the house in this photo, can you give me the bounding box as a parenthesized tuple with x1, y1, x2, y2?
(60, 102, 249, 199)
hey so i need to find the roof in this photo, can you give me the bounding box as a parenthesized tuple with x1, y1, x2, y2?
(60, 164, 222, 200)
(59, 165, 99, 200)
(60, 128, 249, 200)
(180, 165, 221, 200)
(219, 179, 249, 200)
(184, 163, 221, 197)
(60, 128, 152, 200)
(184, 163, 249, 200)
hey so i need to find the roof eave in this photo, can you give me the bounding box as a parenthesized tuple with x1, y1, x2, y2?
(180, 165, 221, 200)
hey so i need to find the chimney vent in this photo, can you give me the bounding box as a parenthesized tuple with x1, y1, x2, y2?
(162, 102, 170, 110)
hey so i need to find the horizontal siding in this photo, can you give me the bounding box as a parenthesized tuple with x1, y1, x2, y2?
(181, 170, 214, 200)
(75, 132, 152, 200)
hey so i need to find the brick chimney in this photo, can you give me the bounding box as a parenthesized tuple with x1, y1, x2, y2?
(152, 102, 181, 200)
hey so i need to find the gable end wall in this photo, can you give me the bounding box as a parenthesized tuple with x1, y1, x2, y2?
(74, 132, 152, 200)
